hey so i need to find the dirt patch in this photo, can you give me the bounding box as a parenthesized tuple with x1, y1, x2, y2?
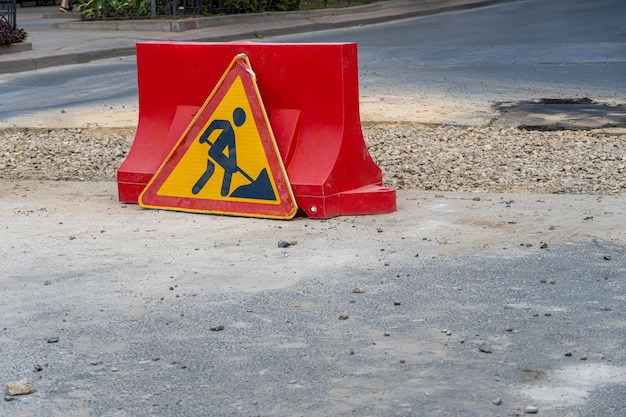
(493, 98, 626, 131)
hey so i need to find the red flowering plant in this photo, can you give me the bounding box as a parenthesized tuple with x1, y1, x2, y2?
(0, 22, 28, 46)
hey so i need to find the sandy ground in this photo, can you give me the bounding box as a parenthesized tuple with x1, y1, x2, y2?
(0, 92, 493, 129)
(3, 182, 624, 287)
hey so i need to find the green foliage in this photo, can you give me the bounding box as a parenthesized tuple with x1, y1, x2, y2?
(77, 0, 151, 20)
(269, 0, 299, 11)
(77, 0, 104, 20)
(75, 0, 370, 20)
(220, 0, 299, 13)
(109, 0, 151, 18)
(223, 0, 262, 13)
(299, 0, 378, 10)
(0, 22, 28, 46)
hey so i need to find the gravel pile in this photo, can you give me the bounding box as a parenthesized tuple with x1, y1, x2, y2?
(0, 128, 134, 182)
(1, 125, 624, 194)
(366, 124, 625, 194)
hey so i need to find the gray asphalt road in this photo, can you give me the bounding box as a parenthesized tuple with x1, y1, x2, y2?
(1, 0, 625, 127)
(0, 57, 138, 124)
(1, 183, 625, 416)
(268, 0, 626, 106)
(5, 243, 626, 416)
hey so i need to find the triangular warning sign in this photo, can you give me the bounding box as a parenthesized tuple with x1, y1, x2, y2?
(139, 54, 298, 219)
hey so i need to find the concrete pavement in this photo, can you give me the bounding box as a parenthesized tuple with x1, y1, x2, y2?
(0, 0, 520, 74)
(2, 181, 625, 416)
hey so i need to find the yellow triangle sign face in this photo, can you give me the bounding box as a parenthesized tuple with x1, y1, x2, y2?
(139, 54, 297, 219)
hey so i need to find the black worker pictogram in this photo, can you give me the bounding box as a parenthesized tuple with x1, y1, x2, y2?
(192, 107, 276, 201)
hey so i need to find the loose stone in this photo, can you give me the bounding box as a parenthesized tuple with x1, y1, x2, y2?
(478, 342, 493, 353)
(2, 126, 624, 196)
(5, 380, 34, 396)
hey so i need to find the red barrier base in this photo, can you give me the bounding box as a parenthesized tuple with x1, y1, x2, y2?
(118, 42, 396, 219)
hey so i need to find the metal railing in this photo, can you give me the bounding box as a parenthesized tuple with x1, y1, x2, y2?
(0, 0, 17, 29)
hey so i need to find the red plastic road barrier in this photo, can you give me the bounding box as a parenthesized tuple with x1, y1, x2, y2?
(117, 41, 396, 219)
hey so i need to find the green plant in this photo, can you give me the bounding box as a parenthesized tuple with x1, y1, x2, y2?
(225, 0, 266, 13)
(0, 22, 28, 46)
(76, 0, 303, 20)
(77, 0, 150, 20)
(269, 0, 299, 11)
(77, 0, 105, 20)
(211, 0, 298, 13)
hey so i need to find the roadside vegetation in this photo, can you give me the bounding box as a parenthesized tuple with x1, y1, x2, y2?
(2, 0, 381, 47)
(77, 0, 385, 21)
(0, 21, 28, 46)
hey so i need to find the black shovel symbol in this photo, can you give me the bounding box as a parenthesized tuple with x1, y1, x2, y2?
(193, 163, 275, 201)
(191, 108, 276, 201)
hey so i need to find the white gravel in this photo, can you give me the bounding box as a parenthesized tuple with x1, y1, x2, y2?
(1, 124, 624, 194)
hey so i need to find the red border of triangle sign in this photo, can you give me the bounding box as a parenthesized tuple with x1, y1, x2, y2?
(139, 54, 298, 219)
